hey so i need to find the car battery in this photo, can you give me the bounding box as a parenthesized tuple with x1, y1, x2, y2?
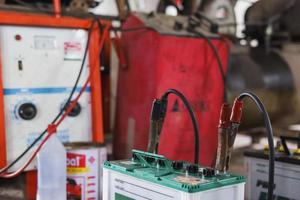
(0, 25, 92, 171)
(103, 150, 245, 200)
(114, 13, 229, 166)
(244, 136, 300, 200)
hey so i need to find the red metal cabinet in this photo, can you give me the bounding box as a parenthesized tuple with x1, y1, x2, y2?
(114, 14, 229, 166)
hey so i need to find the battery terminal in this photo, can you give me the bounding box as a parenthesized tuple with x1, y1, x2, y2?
(293, 148, 300, 155)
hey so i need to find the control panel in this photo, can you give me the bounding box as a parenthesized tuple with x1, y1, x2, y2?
(0, 26, 92, 171)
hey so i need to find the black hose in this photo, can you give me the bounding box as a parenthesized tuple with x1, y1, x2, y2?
(237, 92, 275, 200)
(160, 89, 200, 164)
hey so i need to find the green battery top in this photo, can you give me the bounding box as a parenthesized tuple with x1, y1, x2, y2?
(104, 150, 245, 193)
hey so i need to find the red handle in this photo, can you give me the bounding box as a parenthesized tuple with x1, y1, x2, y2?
(218, 103, 231, 128)
(230, 98, 243, 124)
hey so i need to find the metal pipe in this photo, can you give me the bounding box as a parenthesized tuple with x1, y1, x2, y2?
(52, 0, 61, 18)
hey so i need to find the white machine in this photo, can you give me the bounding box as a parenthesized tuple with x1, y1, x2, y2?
(0, 26, 92, 171)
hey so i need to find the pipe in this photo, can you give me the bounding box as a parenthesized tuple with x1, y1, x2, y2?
(52, 0, 61, 18)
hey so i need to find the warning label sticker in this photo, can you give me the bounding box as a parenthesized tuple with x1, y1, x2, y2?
(64, 42, 82, 60)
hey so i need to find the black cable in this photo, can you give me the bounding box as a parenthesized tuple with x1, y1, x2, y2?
(188, 29, 227, 102)
(202, 35, 226, 84)
(203, 35, 227, 102)
(0, 18, 101, 174)
(12, 0, 33, 7)
(237, 92, 275, 200)
(111, 26, 152, 33)
(10, 0, 54, 14)
(159, 89, 200, 164)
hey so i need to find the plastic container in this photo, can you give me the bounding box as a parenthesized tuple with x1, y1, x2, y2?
(37, 134, 66, 200)
(65, 142, 107, 200)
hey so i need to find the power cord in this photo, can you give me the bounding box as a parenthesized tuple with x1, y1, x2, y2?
(187, 26, 228, 102)
(235, 92, 275, 200)
(147, 89, 200, 164)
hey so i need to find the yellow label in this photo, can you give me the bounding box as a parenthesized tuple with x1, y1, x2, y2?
(67, 167, 90, 174)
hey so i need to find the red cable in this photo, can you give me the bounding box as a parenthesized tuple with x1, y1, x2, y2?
(0, 23, 110, 178)
(0, 132, 53, 178)
(0, 75, 90, 178)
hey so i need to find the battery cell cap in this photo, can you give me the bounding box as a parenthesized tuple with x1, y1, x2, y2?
(203, 168, 216, 177)
(186, 164, 199, 174)
(294, 148, 300, 155)
(172, 161, 184, 170)
(264, 144, 269, 151)
(277, 145, 285, 153)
